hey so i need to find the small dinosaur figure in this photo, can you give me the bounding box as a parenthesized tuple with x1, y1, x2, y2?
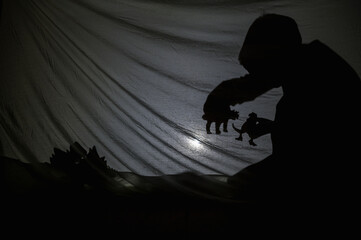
(202, 109, 239, 134)
(232, 112, 273, 146)
(202, 76, 247, 134)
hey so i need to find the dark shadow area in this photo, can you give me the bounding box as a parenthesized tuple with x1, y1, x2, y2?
(203, 13, 361, 233)
(0, 0, 2, 22)
(1, 142, 270, 238)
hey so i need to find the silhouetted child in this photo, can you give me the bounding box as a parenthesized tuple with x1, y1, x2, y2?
(204, 14, 361, 210)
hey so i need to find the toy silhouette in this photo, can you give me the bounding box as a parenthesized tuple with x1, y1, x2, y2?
(232, 112, 273, 146)
(202, 109, 239, 134)
(202, 81, 240, 134)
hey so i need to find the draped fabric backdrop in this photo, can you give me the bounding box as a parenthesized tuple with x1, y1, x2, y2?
(1, 0, 360, 176)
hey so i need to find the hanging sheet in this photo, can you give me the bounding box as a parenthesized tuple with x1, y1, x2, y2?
(1, 0, 360, 178)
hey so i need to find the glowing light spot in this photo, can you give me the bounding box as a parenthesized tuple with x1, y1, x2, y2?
(188, 138, 203, 150)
